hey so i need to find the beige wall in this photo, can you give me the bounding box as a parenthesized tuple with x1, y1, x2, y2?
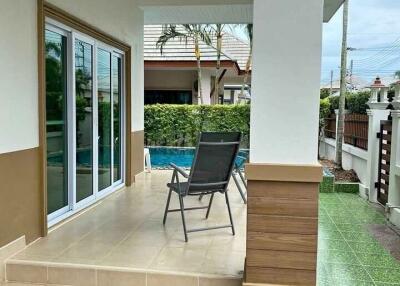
(0, 148, 42, 247)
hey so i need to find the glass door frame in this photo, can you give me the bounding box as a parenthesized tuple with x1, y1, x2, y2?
(46, 18, 126, 227)
(46, 23, 73, 223)
(95, 43, 126, 199)
(72, 31, 96, 210)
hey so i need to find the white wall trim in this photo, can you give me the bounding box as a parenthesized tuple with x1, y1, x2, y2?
(322, 138, 368, 161)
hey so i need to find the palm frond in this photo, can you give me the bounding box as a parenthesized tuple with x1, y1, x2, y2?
(156, 24, 190, 55)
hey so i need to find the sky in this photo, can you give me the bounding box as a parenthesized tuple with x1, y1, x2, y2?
(321, 0, 400, 85)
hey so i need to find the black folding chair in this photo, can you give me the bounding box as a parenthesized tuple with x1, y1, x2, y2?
(163, 132, 242, 242)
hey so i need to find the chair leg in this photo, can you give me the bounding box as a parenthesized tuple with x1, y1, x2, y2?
(205, 193, 214, 219)
(178, 194, 189, 242)
(232, 172, 247, 204)
(238, 168, 247, 187)
(225, 191, 235, 236)
(163, 188, 173, 225)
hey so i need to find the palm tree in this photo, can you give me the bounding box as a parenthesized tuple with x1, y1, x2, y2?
(210, 24, 225, 104)
(157, 24, 212, 104)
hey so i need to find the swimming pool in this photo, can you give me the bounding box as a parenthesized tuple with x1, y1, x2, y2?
(148, 146, 249, 168)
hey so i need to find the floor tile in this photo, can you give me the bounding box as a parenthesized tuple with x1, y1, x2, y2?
(364, 266, 400, 284)
(347, 241, 385, 254)
(318, 249, 360, 265)
(355, 252, 400, 268)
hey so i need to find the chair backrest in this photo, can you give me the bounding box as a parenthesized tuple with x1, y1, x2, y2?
(186, 132, 242, 195)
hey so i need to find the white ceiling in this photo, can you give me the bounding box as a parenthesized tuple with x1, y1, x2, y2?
(140, 0, 344, 24)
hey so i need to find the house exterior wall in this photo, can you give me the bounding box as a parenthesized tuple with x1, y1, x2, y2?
(0, 0, 39, 155)
(0, 0, 42, 248)
(0, 0, 145, 247)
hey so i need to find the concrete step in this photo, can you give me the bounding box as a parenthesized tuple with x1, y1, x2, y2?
(5, 259, 242, 286)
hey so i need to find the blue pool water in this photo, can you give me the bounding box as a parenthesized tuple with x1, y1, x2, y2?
(148, 146, 249, 168)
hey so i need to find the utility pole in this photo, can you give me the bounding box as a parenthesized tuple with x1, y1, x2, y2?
(335, 0, 349, 168)
(330, 70, 333, 97)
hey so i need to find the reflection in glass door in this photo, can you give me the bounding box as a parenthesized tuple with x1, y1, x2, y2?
(97, 48, 112, 191)
(75, 39, 94, 203)
(45, 29, 68, 216)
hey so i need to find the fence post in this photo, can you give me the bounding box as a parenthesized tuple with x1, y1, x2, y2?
(365, 78, 390, 202)
(387, 98, 400, 226)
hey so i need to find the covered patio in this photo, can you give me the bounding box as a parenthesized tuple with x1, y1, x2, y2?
(0, 0, 347, 285)
(6, 171, 246, 285)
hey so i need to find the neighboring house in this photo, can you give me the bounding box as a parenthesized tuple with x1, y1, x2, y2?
(144, 25, 251, 105)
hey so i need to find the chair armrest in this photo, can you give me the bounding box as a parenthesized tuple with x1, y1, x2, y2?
(170, 163, 189, 178)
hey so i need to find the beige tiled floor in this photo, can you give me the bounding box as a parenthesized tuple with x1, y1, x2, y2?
(10, 171, 246, 278)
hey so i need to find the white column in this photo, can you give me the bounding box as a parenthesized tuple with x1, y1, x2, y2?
(365, 109, 390, 202)
(250, 0, 323, 164)
(388, 110, 400, 226)
(199, 69, 212, 105)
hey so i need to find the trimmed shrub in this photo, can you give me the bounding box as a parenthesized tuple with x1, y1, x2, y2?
(144, 104, 250, 148)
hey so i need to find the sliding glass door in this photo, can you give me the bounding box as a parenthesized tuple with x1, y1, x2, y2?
(97, 48, 112, 192)
(45, 21, 125, 225)
(45, 29, 69, 217)
(74, 38, 94, 204)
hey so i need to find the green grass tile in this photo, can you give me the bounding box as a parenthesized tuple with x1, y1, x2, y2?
(318, 249, 360, 265)
(318, 238, 349, 251)
(364, 266, 400, 284)
(329, 279, 375, 286)
(325, 263, 371, 281)
(330, 215, 362, 224)
(335, 223, 366, 232)
(355, 252, 400, 269)
(347, 241, 386, 254)
(319, 229, 343, 240)
(340, 231, 376, 242)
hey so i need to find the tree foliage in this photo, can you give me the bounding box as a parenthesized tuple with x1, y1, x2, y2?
(328, 91, 370, 114)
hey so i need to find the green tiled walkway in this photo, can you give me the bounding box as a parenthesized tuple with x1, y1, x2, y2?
(318, 193, 400, 286)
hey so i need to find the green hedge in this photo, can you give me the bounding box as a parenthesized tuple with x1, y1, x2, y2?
(144, 104, 250, 148)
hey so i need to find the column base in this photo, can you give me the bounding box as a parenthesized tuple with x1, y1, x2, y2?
(244, 163, 322, 286)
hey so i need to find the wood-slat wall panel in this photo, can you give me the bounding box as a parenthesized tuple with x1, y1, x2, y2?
(244, 170, 320, 286)
(246, 267, 316, 286)
(247, 232, 317, 252)
(248, 197, 318, 217)
(248, 181, 318, 200)
(247, 214, 318, 235)
(247, 249, 317, 270)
